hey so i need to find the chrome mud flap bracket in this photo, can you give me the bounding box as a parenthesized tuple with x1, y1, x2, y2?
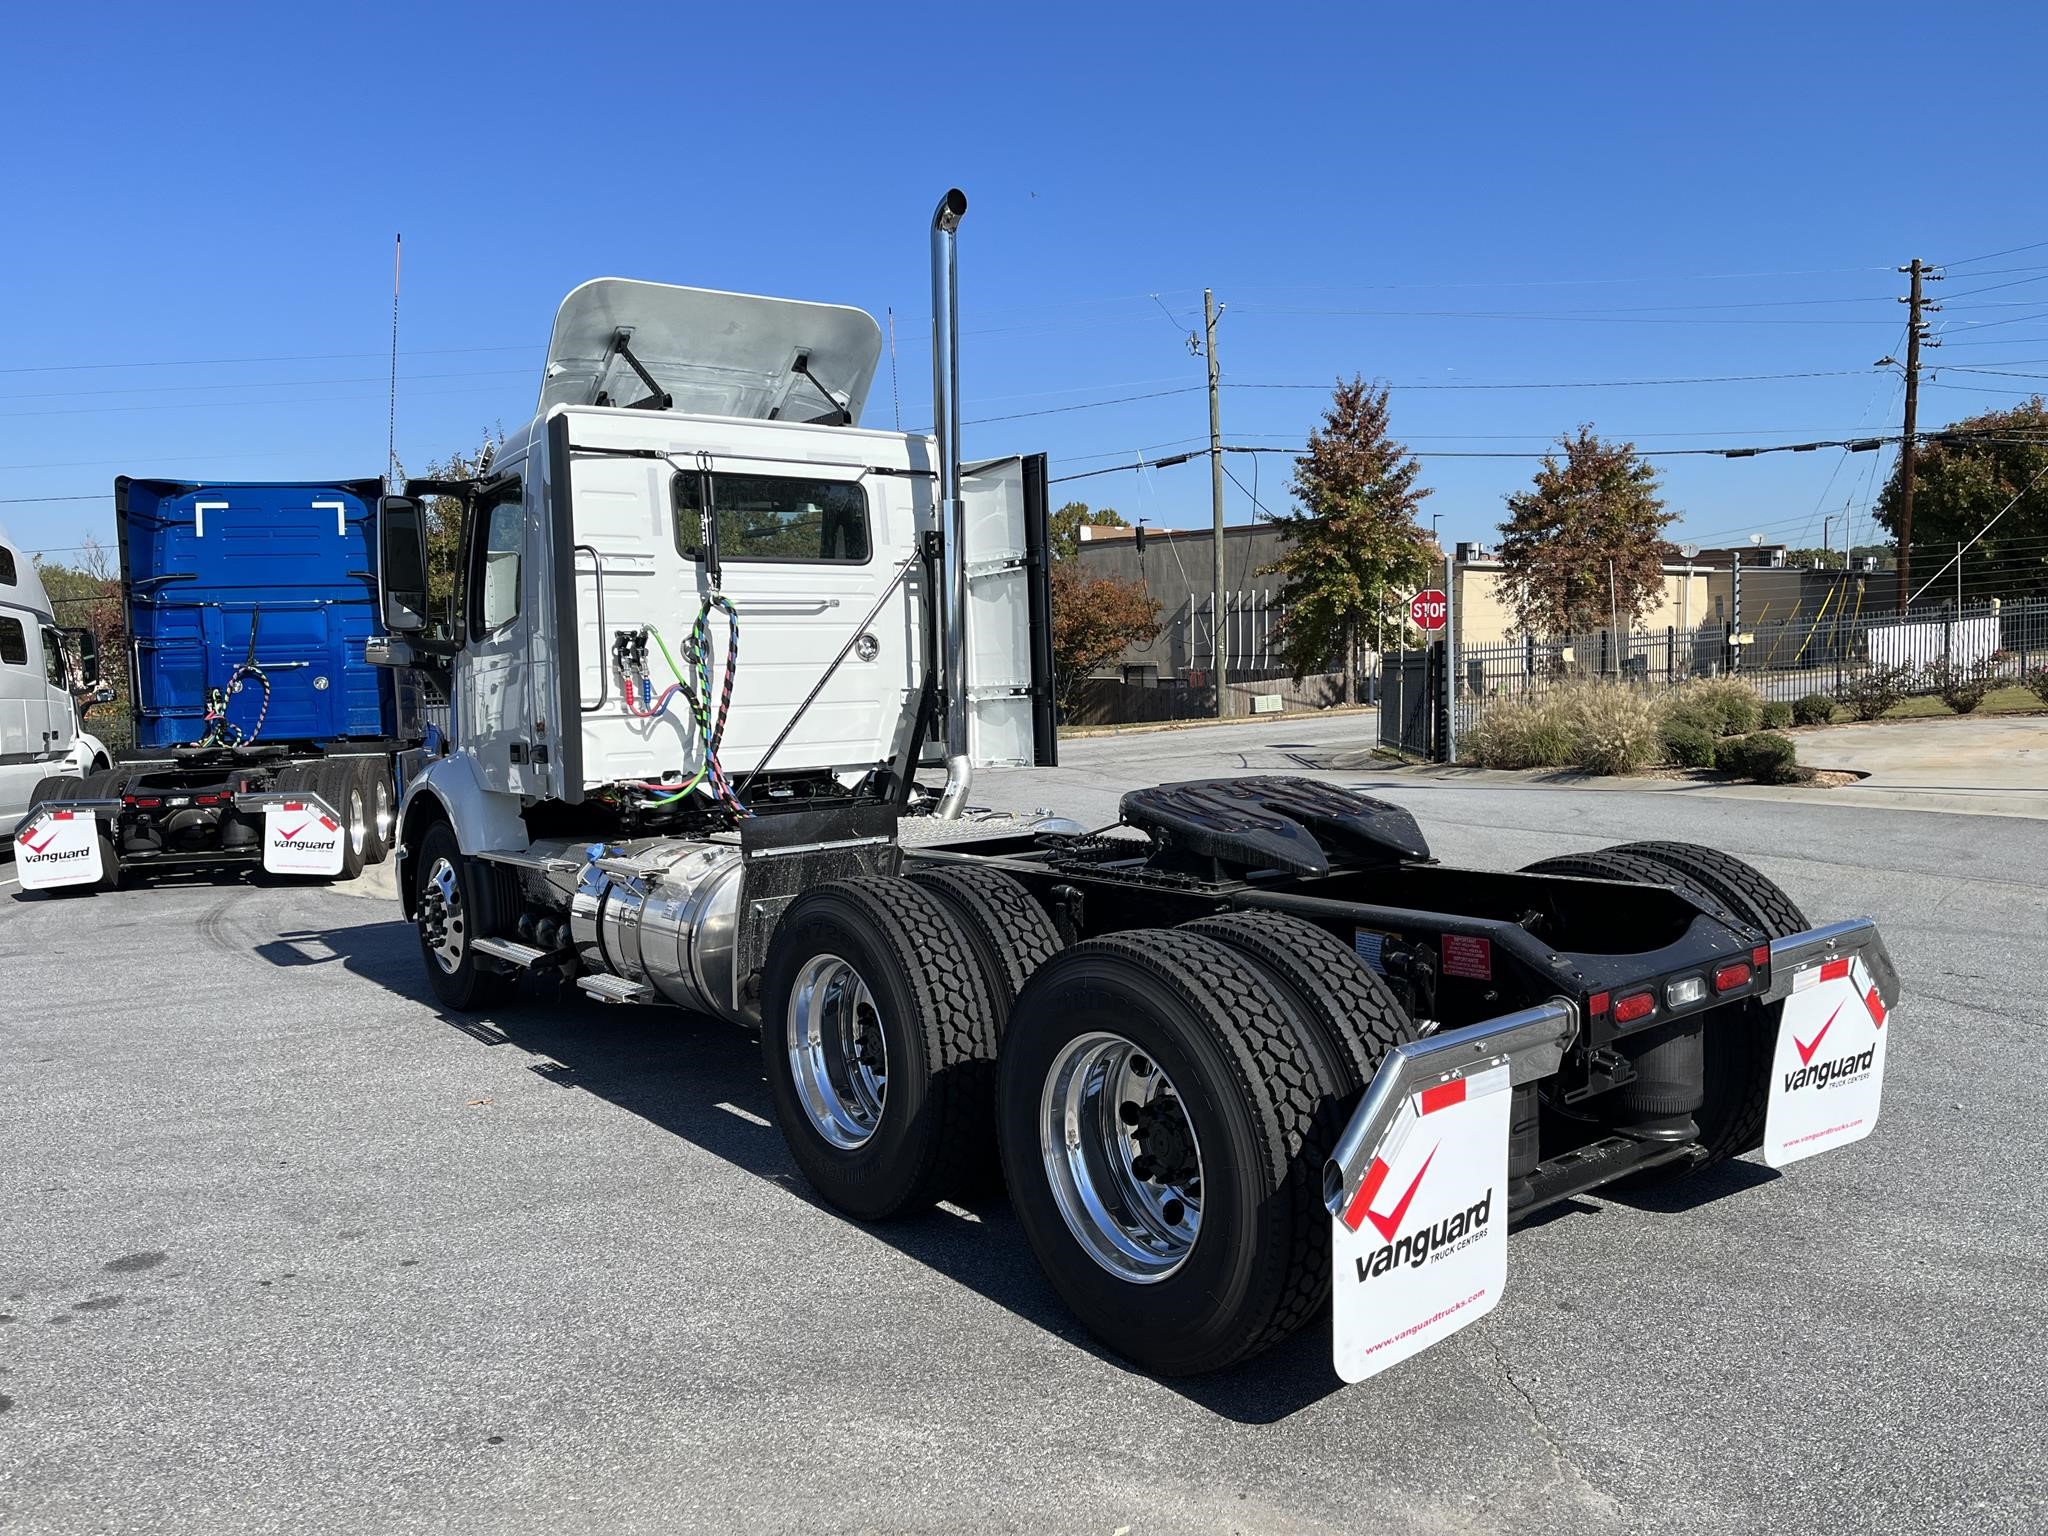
(1758, 918, 1900, 1168)
(1322, 1000, 1577, 1383)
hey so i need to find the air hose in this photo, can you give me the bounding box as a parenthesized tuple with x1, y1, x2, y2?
(616, 594, 749, 817)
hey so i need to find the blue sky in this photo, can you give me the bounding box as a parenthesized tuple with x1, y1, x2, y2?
(6, 2, 2046, 568)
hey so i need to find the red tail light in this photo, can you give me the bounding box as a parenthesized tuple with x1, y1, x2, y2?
(1751, 945, 1770, 970)
(1586, 991, 1610, 1018)
(1714, 962, 1753, 993)
(123, 795, 162, 808)
(1612, 991, 1656, 1024)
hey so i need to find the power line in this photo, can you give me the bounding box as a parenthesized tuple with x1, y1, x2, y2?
(1232, 368, 1869, 392)
(960, 384, 1204, 427)
(1232, 305, 1898, 327)
(0, 343, 536, 376)
(1940, 237, 2048, 269)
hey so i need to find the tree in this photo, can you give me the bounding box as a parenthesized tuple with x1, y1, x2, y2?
(1875, 398, 2048, 603)
(1260, 377, 1435, 702)
(34, 537, 127, 732)
(1048, 560, 1160, 718)
(396, 429, 503, 634)
(1049, 501, 1127, 562)
(1497, 427, 1675, 637)
(1784, 547, 1844, 570)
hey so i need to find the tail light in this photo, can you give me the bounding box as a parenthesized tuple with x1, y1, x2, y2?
(1714, 961, 1753, 993)
(123, 795, 162, 808)
(1612, 990, 1656, 1024)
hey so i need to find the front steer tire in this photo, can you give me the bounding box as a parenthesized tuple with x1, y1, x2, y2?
(412, 820, 510, 1011)
(760, 877, 1000, 1220)
(998, 929, 1326, 1377)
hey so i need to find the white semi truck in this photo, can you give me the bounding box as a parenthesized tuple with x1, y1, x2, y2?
(365, 191, 1901, 1380)
(0, 529, 112, 852)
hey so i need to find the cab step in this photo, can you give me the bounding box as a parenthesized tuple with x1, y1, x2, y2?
(471, 936, 559, 970)
(577, 973, 654, 1005)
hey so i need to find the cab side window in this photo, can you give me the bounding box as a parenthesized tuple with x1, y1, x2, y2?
(0, 616, 25, 666)
(42, 627, 66, 688)
(468, 485, 524, 638)
(0, 547, 16, 585)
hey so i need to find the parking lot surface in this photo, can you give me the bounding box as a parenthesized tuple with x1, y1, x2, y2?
(3, 714, 2043, 1535)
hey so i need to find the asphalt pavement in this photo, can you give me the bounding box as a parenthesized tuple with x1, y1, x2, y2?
(3, 712, 2043, 1535)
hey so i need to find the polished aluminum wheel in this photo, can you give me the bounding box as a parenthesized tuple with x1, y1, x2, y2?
(344, 786, 367, 859)
(787, 955, 888, 1149)
(420, 856, 467, 975)
(1041, 1032, 1204, 1283)
(371, 778, 395, 847)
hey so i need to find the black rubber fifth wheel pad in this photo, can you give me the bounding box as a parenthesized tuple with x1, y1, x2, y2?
(998, 928, 1325, 1377)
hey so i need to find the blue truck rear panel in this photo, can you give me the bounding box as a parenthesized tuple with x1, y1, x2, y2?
(114, 478, 392, 751)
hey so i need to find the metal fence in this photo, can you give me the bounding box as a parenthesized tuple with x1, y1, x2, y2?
(1385, 597, 2048, 753)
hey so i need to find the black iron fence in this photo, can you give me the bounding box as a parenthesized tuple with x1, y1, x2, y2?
(1383, 597, 2048, 755)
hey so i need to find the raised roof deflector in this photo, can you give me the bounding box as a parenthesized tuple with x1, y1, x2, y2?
(538, 279, 884, 424)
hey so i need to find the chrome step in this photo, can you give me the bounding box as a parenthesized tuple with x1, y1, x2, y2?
(471, 936, 553, 969)
(577, 972, 654, 1005)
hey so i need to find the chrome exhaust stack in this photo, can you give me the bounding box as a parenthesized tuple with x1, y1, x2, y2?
(929, 188, 971, 819)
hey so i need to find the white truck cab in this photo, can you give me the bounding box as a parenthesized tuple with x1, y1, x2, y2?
(0, 529, 111, 839)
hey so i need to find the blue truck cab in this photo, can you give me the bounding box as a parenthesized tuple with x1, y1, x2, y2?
(17, 478, 442, 892)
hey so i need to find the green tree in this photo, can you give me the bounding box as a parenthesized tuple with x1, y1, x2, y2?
(1261, 377, 1435, 702)
(397, 430, 503, 634)
(1875, 398, 2048, 602)
(1497, 427, 1675, 637)
(34, 536, 128, 740)
(1049, 500, 1127, 562)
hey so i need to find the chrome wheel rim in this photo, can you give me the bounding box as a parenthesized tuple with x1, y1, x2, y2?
(345, 787, 367, 858)
(373, 780, 395, 845)
(420, 856, 466, 974)
(1041, 1032, 1204, 1284)
(786, 955, 888, 1149)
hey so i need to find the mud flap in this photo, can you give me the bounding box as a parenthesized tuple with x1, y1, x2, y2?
(1332, 1062, 1512, 1382)
(262, 798, 346, 877)
(15, 808, 103, 891)
(1764, 952, 1891, 1167)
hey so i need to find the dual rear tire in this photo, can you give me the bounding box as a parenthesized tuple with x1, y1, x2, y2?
(759, 872, 1420, 1376)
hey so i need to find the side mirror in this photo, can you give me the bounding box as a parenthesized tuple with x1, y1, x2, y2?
(64, 627, 102, 688)
(378, 495, 432, 634)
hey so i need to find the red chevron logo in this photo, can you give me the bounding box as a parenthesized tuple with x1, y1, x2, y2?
(1365, 1145, 1441, 1243)
(1793, 1002, 1844, 1066)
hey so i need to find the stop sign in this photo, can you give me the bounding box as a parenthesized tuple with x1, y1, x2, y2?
(1410, 589, 1448, 631)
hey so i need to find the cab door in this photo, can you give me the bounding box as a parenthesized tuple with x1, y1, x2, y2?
(39, 625, 76, 760)
(960, 454, 1056, 767)
(457, 469, 540, 796)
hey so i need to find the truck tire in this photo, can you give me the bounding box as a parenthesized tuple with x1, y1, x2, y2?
(27, 774, 82, 809)
(314, 761, 368, 882)
(760, 877, 1000, 1219)
(1522, 845, 1789, 1173)
(412, 819, 510, 1010)
(354, 759, 395, 866)
(998, 929, 1325, 1376)
(906, 864, 1064, 1035)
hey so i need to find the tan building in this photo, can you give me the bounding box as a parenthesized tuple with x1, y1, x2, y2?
(1455, 558, 1721, 647)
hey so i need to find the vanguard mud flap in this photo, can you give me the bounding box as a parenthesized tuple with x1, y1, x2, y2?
(235, 790, 348, 877)
(13, 802, 115, 891)
(1760, 920, 1898, 1167)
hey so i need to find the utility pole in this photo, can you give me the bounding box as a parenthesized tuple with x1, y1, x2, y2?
(1895, 257, 1941, 611)
(1205, 289, 1227, 717)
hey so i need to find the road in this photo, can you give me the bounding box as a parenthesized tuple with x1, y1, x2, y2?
(3, 712, 2043, 1535)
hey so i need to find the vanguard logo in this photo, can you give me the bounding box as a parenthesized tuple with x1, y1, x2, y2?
(1783, 1044, 1876, 1093)
(1353, 1144, 1495, 1282)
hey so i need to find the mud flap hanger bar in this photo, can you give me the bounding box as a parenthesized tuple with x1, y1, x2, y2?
(1760, 917, 1898, 1009)
(1323, 1000, 1578, 1222)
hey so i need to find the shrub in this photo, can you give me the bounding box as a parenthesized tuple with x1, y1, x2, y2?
(1841, 663, 1913, 721)
(1469, 691, 1578, 769)
(1792, 692, 1836, 726)
(1926, 656, 1993, 715)
(1661, 718, 1718, 769)
(2028, 667, 2048, 704)
(1716, 731, 1803, 784)
(1673, 676, 1763, 736)
(1760, 699, 1794, 730)
(1568, 685, 1666, 776)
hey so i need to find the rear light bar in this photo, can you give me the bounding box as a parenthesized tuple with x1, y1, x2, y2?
(122, 795, 162, 808)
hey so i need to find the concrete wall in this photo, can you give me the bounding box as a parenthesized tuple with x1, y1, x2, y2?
(1074, 522, 1295, 678)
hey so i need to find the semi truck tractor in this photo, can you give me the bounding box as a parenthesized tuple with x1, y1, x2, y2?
(364, 191, 1900, 1380)
(15, 479, 442, 893)
(1, 526, 113, 842)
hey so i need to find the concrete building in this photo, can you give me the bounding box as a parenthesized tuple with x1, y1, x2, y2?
(1073, 520, 1296, 682)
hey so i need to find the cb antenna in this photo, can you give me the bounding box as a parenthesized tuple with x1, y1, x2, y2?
(386, 233, 402, 491)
